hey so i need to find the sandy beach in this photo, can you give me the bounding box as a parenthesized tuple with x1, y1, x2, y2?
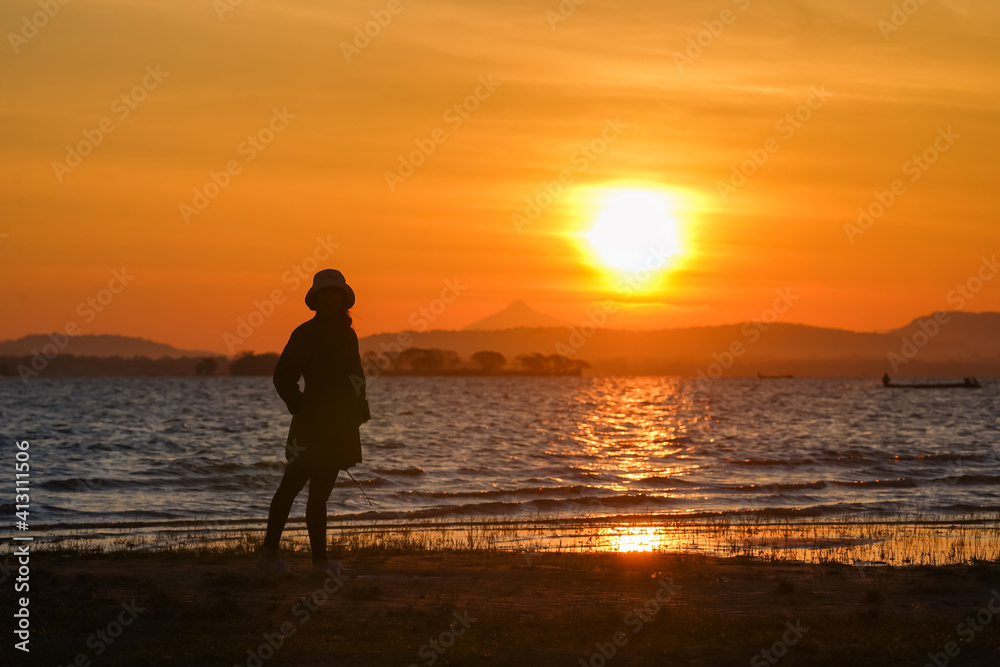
(18, 549, 1000, 666)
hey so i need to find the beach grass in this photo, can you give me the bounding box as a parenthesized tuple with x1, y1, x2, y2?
(24, 511, 1000, 568)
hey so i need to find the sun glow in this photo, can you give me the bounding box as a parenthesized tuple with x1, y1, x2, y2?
(582, 187, 687, 275)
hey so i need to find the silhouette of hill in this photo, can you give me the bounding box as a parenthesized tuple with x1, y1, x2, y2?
(0, 334, 214, 359)
(361, 311, 1000, 377)
(887, 311, 1000, 358)
(463, 300, 567, 330)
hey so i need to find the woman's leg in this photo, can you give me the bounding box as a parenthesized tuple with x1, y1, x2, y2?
(305, 466, 339, 562)
(262, 455, 311, 553)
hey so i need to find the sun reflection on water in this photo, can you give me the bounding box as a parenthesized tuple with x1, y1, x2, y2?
(566, 377, 699, 478)
(608, 525, 662, 552)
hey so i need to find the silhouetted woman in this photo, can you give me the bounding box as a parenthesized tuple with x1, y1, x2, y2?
(257, 269, 371, 576)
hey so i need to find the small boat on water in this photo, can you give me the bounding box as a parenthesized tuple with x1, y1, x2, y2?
(881, 374, 981, 389)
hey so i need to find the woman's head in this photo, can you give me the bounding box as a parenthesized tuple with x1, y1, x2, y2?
(305, 269, 355, 326)
(305, 269, 355, 309)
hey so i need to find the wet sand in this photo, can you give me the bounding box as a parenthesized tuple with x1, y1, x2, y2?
(18, 550, 1000, 666)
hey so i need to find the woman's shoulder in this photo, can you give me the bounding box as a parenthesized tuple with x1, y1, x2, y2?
(293, 319, 318, 334)
(292, 315, 356, 341)
(286, 319, 322, 345)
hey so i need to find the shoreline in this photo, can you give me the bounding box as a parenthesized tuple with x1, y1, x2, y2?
(14, 512, 1000, 569)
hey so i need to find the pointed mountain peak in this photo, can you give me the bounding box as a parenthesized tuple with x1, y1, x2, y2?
(463, 300, 567, 331)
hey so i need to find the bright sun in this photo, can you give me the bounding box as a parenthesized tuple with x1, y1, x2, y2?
(583, 188, 685, 274)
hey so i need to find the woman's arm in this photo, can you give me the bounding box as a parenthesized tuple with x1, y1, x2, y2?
(273, 326, 309, 415)
(347, 329, 371, 424)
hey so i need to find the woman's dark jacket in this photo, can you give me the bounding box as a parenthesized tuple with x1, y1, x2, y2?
(272, 312, 371, 469)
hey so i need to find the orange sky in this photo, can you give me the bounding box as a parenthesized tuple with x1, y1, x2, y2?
(1, 0, 998, 355)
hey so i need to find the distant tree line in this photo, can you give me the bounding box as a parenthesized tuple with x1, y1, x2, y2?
(0, 352, 272, 379)
(362, 348, 589, 376)
(228, 352, 280, 376)
(0, 349, 588, 379)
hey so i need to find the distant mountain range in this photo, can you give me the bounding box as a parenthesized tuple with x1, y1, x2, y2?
(2, 309, 999, 377)
(0, 334, 214, 359)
